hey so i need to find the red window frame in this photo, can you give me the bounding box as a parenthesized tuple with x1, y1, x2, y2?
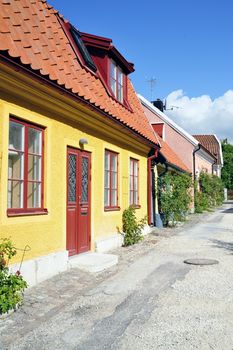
(109, 60, 124, 103)
(104, 150, 119, 211)
(7, 117, 47, 216)
(130, 158, 140, 208)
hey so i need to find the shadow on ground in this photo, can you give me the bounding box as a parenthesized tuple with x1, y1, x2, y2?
(210, 239, 233, 254)
(221, 208, 233, 213)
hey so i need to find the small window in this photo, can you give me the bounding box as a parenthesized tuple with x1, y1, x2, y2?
(104, 150, 118, 209)
(8, 118, 45, 215)
(130, 158, 139, 206)
(70, 27, 97, 72)
(110, 60, 124, 103)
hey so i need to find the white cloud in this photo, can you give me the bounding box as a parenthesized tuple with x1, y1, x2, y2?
(166, 90, 233, 143)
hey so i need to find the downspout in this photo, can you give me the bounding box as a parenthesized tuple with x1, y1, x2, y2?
(193, 144, 201, 211)
(147, 149, 158, 226)
(212, 158, 217, 175)
(193, 144, 201, 182)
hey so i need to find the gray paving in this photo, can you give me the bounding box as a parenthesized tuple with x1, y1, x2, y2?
(1, 202, 233, 350)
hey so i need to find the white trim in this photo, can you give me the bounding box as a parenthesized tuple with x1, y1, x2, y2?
(214, 134, 224, 166)
(138, 94, 198, 146)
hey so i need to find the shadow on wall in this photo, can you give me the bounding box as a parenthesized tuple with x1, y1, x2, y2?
(211, 239, 233, 254)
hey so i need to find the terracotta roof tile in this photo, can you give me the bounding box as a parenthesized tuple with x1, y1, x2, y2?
(193, 135, 222, 165)
(157, 135, 190, 173)
(0, 0, 157, 145)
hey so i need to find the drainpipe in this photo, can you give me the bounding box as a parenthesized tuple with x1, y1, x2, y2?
(193, 144, 201, 211)
(147, 149, 158, 226)
(212, 158, 217, 175)
(193, 144, 201, 182)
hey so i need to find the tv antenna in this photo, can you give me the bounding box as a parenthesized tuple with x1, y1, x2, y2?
(146, 77, 156, 100)
(164, 99, 180, 111)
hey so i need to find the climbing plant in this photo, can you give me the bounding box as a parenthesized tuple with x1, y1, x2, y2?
(195, 172, 224, 213)
(158, 172, 192, 226)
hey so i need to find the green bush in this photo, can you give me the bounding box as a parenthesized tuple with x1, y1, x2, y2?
(195, 172, 224, 213)
(122, 207, 147, 246)
(0, 238, 27, 314)
(158, 172, 192, 226)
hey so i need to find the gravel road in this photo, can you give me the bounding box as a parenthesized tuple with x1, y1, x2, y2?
(1, 202, 233, 350)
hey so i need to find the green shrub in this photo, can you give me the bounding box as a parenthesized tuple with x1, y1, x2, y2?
(158, 172, 192, 226)
(122, 207, 147, 246)
(0, 238, 27, 314)
(195, 172, 224, 213)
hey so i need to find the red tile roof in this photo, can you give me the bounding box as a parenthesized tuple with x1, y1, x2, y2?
(193, 135, 222, 165)
(0, 0, 158, 146)
(157, 135, 190, 173)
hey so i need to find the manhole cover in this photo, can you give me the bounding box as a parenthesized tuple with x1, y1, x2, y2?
(184, 258, 219, 266)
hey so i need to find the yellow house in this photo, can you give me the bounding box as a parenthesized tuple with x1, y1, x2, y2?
(0, 0, 158, 285)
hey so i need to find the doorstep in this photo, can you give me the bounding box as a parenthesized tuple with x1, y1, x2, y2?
(67, 252, 118, 273)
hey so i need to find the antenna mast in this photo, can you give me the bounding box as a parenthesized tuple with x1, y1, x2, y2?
(146, 77, 156, 100)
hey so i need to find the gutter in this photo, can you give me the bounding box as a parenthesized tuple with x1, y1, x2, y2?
(0, 53, 157, 149)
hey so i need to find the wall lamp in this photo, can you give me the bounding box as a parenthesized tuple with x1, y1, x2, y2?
(79, 138, 88, 146)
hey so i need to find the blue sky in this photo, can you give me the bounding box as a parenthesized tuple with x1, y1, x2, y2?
(48, 0, 233, 101)
(48, 0, 233, 141)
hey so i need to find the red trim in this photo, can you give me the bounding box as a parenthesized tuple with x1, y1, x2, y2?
(104, 150, 118, 209)
(80, 32, 134, 74)
(7, 116, 45, 215)
(130, 158, 139, 206)
(7, 209, 48, 217)
(104, 206, 121, 212)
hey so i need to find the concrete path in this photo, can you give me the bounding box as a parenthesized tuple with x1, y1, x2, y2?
(1, 202, 233, 350)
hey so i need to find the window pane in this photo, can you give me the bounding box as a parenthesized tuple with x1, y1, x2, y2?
(27, 182, 41, 208)
(104, 188, 110, 207)
(81, 157, 88, 203)
(8, 152, 24, 180)
(111, 189, 117, 206)
(28, 128, 42, 154)
(28, 155, 41, 181)
(104, 170, 110, 188)
(105, 152, 110, 171)
(130, 175, 133, 191)
(9, 121, 24, 151)
(111, 171, 117, 190)
(134, 176, 138, 191)
(130, 191, 133, 205)
(110, 61, 116, 79)
(134, 190, 138, 205)
(130, 160, 133, 176)
(117, 83, 123, 102)
(68, 154, 76, 202)
(134, 161, 138, 176)
(8, 180, 23, 208)
(111, 154, 117, 171)
(110, 77, 117, 95)
(118, 68, 123, 84)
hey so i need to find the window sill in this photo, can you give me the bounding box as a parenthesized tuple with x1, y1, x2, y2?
(130, 204, 141, 209)
(104, 206, 121, 212)
(7, 209, 48, 217)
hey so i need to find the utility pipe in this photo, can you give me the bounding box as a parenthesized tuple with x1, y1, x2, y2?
(147, 149, 158, 226)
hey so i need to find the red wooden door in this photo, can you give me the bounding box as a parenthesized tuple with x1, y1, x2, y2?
(67, 148, 91, 256)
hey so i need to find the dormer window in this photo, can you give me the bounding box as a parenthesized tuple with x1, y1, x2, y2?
(110, 60, 124, 103)
(70, 27, 97, 73)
